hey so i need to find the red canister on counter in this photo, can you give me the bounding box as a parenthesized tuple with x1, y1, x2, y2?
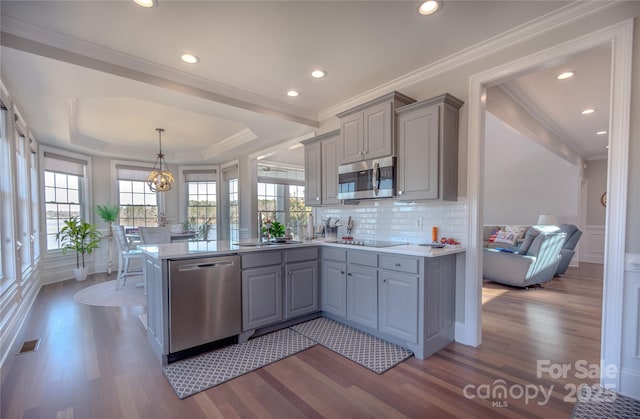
(432, 226, 438, 243)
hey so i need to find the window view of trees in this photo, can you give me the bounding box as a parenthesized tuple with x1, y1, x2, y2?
(187, 181, 216, 239)
(118, 180, 157, 227)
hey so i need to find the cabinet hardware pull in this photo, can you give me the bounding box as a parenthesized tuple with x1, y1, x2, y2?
(340, 271, 345, 274)
(347, 272, 352, 276)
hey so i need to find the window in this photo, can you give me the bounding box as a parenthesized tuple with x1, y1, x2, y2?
(116, 165, 157, 227)
(29, 142, 40, 261)
(43, 151, 88, 251)
(257, 163, 310, 230)
(185, 170, 217, 240)
(222, 164, 239, 242)
(15, 130, 31, 272)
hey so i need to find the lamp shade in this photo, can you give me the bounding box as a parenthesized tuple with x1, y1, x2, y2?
(537, 214, 558, 225)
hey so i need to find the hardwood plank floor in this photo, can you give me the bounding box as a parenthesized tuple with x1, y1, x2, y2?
(1, 264, 602, 418)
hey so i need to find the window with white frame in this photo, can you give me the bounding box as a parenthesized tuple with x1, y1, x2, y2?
(43, 151, 88, 251)
(15, 129, 32, 272)
(222, 165, 239, 242)
(116, 165, 158, 227)
(257, 163, 310, 231)
(0, 102, 8, 281)
(184, 169, 217, 240)
(29, 142, 40, 261)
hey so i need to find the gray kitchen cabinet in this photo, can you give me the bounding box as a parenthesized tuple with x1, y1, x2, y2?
(285, 260, 318, 319)
(423, 255, 456, 358)
(145, 255, 164, 351)
(304, 140, 322, 206)
(303, 129, 341, 206)
(396, 93, 464, 201)
(321, 260, 347, 317)
(320, 247, 347, 318)
(284, 247, 319, 319)
(379, 269, 419, 344)
(346, 251, 379, 330)
(321, 132, 341, 205)
(337, 91, 415, 164)
(241, 250, 283, 330)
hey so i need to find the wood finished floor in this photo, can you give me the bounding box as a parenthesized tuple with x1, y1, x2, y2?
(1, 263, 603, 418)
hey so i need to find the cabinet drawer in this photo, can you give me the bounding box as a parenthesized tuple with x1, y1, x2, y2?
(380, 255, 419, 274)
(348, 250, 378, 267)
(322, 247, 347, 262)
(285, 247, 318, 264)
(242, 250, 282, 269)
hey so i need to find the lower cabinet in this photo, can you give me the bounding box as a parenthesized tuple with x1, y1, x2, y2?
(346, 264, 379, 330)
(379, 269, 419, 344)
(321, 260, 347, 318)
(145, 256, 164, 350)
(285, 260, 318, 319)
(242, 265, 283, 330)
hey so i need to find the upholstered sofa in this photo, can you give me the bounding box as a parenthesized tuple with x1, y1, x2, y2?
(483, 226, 566, 288)
(555, 224, 583, 276)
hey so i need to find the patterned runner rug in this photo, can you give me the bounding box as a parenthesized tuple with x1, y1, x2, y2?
(571, 385, 640, 418)
(290, 317, 413, 374)
(163, 328, 315, 399)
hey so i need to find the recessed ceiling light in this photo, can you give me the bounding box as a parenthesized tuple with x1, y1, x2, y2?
(311, 69, 327, 79)
(132, 0, 155, 8)
(418, 1, 440, 15)
(556, 71, 575, 80)
(180, 53, 199, 64)
(287, 90, 299, 97)
(597, 130, 608, 135)
(581, 108, 595, 115)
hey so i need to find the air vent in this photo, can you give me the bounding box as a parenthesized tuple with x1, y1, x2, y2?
(17, 339, 40, 354)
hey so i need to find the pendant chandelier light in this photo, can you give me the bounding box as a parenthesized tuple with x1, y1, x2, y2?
(147, 128, 175, 192)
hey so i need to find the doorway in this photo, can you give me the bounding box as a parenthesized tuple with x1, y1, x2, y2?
(463, 20, 633, 391)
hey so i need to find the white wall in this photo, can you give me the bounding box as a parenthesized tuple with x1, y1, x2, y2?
(483, 112, 580, 226)
(585, 159, 607, 225)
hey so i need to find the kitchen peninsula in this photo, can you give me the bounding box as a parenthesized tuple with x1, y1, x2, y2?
(139, 240, 463, 364)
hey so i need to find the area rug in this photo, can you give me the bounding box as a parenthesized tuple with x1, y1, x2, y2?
(74, 279, 146, 307)
(163, 328, 316, 399)
(571, 385, 640, 418)
(290, 317, 413, 374)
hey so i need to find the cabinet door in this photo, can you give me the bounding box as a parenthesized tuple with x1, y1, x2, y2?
(397, 103, 439, 200)
(363, 101, 393, 159)
(242, 265, 283, 330)
(285, 260, 318, 319)
(346, 264, 378, 329)
(321, 260, 347, 318)
(145, 257, 164, 349)
(379, 270, 419, 344)
(304, 141, 322, 206)
(341, 112, 364, 163)
(321, 134, 341, 205)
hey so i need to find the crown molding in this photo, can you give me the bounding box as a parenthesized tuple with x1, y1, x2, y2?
(318, 0, 615, 121)
(0, 16, 319, 128)
(202, 128, 257, 161)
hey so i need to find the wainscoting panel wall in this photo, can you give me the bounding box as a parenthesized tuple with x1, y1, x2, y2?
(621, 270, 640, 397)
(582, 225, 605, 264)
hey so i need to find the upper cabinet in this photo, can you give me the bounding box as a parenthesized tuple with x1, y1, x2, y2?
(337, 91, 415, 164)
(303, 129, 341, 207)
(396, 93, 464, 201)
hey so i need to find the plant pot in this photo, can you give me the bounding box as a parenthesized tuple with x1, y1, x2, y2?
(73, 268, 88, 282)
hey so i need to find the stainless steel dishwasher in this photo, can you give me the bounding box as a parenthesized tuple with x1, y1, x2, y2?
(168, 255, 241, 353)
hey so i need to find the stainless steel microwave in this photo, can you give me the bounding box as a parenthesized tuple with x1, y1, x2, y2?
(337, 156, 396, 200)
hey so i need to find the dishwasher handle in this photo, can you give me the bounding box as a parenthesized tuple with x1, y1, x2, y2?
(178, 260, 236, 271)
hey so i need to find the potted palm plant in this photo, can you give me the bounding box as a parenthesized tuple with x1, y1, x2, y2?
(56, 216, 102, 281)
(95, 204, 120, 235)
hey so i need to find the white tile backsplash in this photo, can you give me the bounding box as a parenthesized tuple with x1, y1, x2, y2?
(314, 198, 468, 245)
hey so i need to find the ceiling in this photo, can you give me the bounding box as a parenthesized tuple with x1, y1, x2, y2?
(1, 0, 608, 166)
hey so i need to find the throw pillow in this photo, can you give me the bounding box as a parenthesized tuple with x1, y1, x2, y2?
(493, 230, 517, 246)
(506, 225, 528, 241)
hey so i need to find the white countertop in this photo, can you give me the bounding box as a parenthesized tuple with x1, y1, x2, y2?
(139, 239, 465, 260)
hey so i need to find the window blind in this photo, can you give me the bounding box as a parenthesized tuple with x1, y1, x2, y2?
(222, 164, 238, 181)
(184, 169, 217, 182)
(43, 151, 88, 176)
(116, 164, 153, 181)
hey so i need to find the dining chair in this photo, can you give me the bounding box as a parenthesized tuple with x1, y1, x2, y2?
(113, 225, 144, 289)
(139, 226, 171, 244)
